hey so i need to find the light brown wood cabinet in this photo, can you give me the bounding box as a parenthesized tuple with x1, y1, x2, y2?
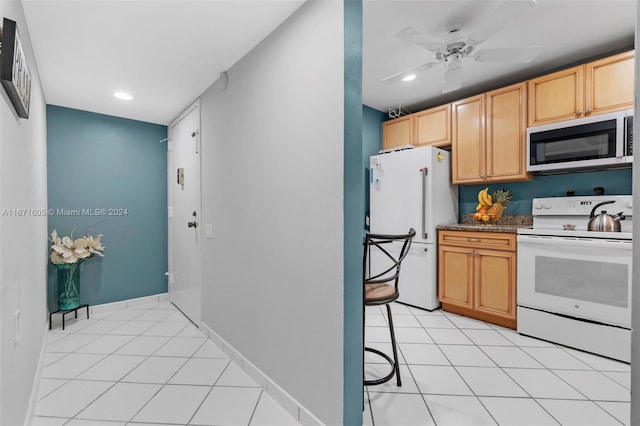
(452, 82, 530, 184)
(382, 115, 413, 150)
(414, 104, 451, 147)
(438, 230, 517, 329)
(528, 50, 634, 127)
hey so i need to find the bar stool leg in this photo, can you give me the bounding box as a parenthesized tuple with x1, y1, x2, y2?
(386, 304, 401, 386)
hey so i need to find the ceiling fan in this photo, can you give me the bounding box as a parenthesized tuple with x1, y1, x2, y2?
(382, 0, 543, 93)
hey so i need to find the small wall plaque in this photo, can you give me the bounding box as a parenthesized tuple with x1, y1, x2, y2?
(1, 18, 32, 119)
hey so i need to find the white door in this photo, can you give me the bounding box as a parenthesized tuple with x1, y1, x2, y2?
(168, 102, 202, 325)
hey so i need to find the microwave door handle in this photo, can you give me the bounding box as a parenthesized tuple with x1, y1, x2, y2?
(616, 117, 625, 158)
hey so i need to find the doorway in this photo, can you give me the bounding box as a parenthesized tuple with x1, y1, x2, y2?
(168, 101, 202, 325)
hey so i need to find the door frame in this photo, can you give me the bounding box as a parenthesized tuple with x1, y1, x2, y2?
(167, 99, 203, 325)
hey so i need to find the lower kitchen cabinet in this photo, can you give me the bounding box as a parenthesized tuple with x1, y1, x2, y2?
(438, 230, 517, 329)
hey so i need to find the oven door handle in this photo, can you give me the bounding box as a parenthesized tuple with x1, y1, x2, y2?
(517, 235, 633, 249)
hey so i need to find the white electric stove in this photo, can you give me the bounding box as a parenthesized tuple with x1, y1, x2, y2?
(517, 195, 633, 362)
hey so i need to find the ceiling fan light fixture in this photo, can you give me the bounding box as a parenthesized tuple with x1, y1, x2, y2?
(444, 52, 462, 71)
(402, 74, 417, 82)
(113, 91, 133, 101)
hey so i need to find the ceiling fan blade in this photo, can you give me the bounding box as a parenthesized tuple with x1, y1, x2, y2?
(442, 53, 462, 93)
(473, 46, 543, 63)
(381, 62, 439, 85)
(467, 0, 537, 46)
(395, 27, 444, 52)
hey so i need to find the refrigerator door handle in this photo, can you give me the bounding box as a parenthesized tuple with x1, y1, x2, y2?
(421, 167, 428, 240)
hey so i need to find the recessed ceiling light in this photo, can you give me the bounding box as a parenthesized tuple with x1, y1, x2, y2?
(402, 74, 416, 82)
(113, 91, 133, 101)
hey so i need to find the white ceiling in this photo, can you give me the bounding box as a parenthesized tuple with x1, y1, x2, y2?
(364, 0, 636, 116)
(21, 0, 305, 125)
(21, 0, 636, 125)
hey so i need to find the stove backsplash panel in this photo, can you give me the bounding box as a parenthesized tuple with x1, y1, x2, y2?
(458, 169, 632, 218)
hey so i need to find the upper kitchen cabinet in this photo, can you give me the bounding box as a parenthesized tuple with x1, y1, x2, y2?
(585, 51, 635, 117)
(414, 104, 451, 147)
(486, 83, 530, 182)
(452, 94, 485, 183)
(452, 83, 530, 184)
(528, 51, 634, 127)
(382, 115, 413, 150)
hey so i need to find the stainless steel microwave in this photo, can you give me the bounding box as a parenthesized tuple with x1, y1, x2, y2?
(526, 109, 633, 174)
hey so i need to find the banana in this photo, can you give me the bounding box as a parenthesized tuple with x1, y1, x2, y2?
(477, 187, 492, 208)
(483, 192, 493, 207)
(477, 187, 489, 204)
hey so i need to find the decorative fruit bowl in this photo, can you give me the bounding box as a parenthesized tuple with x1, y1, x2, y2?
(472, 187, 511, 223)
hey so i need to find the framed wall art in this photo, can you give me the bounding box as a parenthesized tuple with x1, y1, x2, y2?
(1, 17, 31, 118)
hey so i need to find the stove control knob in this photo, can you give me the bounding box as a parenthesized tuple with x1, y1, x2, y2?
(543, 202, 552, 209)
(534, 202, 543, 210)
(626, 200, 633, 209)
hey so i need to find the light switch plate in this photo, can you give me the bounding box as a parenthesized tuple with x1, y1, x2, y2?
(206, 224, 213, 239)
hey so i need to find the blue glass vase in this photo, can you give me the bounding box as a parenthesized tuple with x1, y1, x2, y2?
(56, 263, 80, 310)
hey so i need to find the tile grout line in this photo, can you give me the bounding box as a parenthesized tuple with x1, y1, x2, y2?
(424, 314, 503, 425)
(183, 358, 234, 425)
(453, 324, 549, 426)
(118, 310, 215, 424)
(40, 303, 210, 424)
(368, 303, 630, 425)
(64, 304, 166, 423)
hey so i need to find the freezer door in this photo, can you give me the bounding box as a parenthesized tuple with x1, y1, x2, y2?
(370, 148, 432, 241)
(369, 241, 439, 310)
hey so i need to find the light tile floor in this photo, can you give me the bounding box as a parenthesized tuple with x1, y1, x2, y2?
(31, 301, 300, 426)
(32, 301, 632, 425)
(364, 303, 631, 426)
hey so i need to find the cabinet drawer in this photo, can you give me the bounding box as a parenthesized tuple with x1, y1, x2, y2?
(439, 230, 516, 251)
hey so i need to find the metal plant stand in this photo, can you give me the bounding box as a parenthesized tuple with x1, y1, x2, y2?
(49, 304, 89, 330)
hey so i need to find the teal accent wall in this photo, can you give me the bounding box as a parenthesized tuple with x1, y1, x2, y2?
(363, 105, 385, 213)
(47, 105, 168, 309)
(344, 1, 363, 424)
(459, 169, 633, 216)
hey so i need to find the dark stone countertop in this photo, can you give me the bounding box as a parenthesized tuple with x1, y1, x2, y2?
(437, 214, 533, 234)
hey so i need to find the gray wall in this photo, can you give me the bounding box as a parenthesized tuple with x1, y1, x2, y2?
(630, 1, 638, 423)
(0, 1, 49, 424)
(199, 1, 345, 423)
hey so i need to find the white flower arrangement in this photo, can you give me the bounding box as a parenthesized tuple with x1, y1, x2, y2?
(49, 228, 105, 264)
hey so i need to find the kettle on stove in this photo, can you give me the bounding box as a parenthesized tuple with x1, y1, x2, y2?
(587, 200, 625, 232)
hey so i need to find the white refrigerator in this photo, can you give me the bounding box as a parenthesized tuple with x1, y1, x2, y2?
(369, 146, 458, 310)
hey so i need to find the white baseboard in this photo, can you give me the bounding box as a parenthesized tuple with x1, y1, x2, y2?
(199, 321, 324, 426)
(90, 292, 170, 316)
(48, 293, 171, 328)
(24, 322, 51, 426)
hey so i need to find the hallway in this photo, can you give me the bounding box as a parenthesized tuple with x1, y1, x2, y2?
(32, 300, 300, 425)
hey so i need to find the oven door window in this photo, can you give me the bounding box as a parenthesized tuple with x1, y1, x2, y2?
(534, 256, 628, 308)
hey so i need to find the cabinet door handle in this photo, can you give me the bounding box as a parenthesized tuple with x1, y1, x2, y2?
(467, 251, 473, 256)
(576, 109, 583, 116)
(586, 107, 592, 114)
